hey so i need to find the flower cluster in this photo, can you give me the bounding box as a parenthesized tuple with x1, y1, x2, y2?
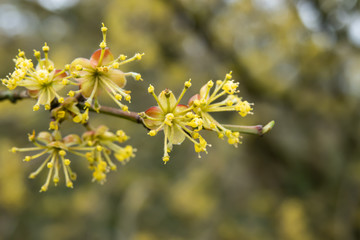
(69, 23, 143, 111)
(2, 23, 273, 192)
(142, 72, 253, 164)
(1, 44, 75, 111)
(12, 127, 134, 192)
(3, 24, 141, 191)
(82, 125, 136, 183)
(188, 71, 253, 146)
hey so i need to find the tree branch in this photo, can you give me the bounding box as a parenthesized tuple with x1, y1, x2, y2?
(78, 102, 146, 127)
(0, 89, 273, 135)
(0, 90, 30, 103)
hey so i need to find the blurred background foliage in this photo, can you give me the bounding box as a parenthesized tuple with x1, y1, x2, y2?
(0, 0, 360, 239)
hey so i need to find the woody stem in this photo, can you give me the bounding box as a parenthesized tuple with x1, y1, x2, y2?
(0, 90, 273, 135)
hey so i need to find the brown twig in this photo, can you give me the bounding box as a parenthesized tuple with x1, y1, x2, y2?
(0, 89, 272, 135)
(0, 90, 31, 103)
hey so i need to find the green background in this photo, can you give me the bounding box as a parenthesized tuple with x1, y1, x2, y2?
(1, 0, 360, 239)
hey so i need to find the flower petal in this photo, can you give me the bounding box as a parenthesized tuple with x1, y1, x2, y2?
(188, 94, 200, 106)
(90, 48, 114, 67)
(70, 58, 93, 72)
(174, 104, 188, 114)
(80, 76, 99, 98)
(158, 89, 177, 111)
(106, 69, 126, 88)
(63, 134, 82, 147)
(199, 84, 209, 99)
(169, 124, 185, 145)
(95, 125, 109, 137)
(37, 131, 54, 144)
(37, 88, 53, 105)
(144, 106, 164, 129)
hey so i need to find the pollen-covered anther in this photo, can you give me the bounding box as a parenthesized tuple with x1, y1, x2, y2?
(135, 53, 143, 60)
(134, 73, 142, 81)
(184, 79, 192, 88)
(186, 112, 195, 119)
(45, 104, 51, 110)
(225, 130, 232, 138)
(64, 159, 71, 165)
(164, 113, 174, 126)
(68, 91, 75, 97)
(218, 132, 225, 139)
(42, 43, 50, 52)
(162, 155, 170, 164)
(148, 84, 154, 94)
(33, 50, 41, 58)
(112, 62, 120, 68)
(33, 104, 40, 111)
(226, 100, 233, 106)
(99, 41, 107, 49)
(119, 54, 127, 61)
(62, 79, 69, 85)
(66, 181, 73, 188)
(75, 64, 83, 71)
(148, 130, 157, 136)
(200, 99, 207, 106)
(115, 94, 122, 100)
(225, 71, 232, 80)
(18, 50, 25, 57)
(47, 162, 53, 168)
(59, 150, 66, 156)
(125, 95, 131, 102)
(57, 110, 66, 119)
(207, 80, 214, 88)
(235, 100, 253, 117)
(96, 145, 103, 151)
(116, 130, 129, 142)
(193, 99, 200, 107)
(101, 24, 108, 33)
(222, 81, 239, 94)
(84, 102, 91, 108)
(188, 118, 203, 128)
(24, 156, 32, 162)
(49, 121, 58, 130)
(40, 186, 48, 192)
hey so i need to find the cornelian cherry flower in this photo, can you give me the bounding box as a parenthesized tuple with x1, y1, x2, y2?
(11, 130, 86, 192)
(82, 125, 136, 183)
(142, 80, 210, 164)
(188, 72, 253, 146)
(69, 23, 144, 111)
(2, 44, 75, 111)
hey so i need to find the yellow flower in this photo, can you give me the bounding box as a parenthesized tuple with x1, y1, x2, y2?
(49, 97, 89, 129)
(82, 125, 135, 183)
(142, 80, 210, 164)
(2, 44, 75, 111)
(188, 72, 253, 147)
(12, 130, 85, 192)
(70, 23, 143, 111)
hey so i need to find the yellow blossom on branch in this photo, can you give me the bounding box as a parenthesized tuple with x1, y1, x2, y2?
(142, 80, 210, 164)
(69, 23, 144, 111)
(2, 44, 76, 111)
(82, 125, 135, 183)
